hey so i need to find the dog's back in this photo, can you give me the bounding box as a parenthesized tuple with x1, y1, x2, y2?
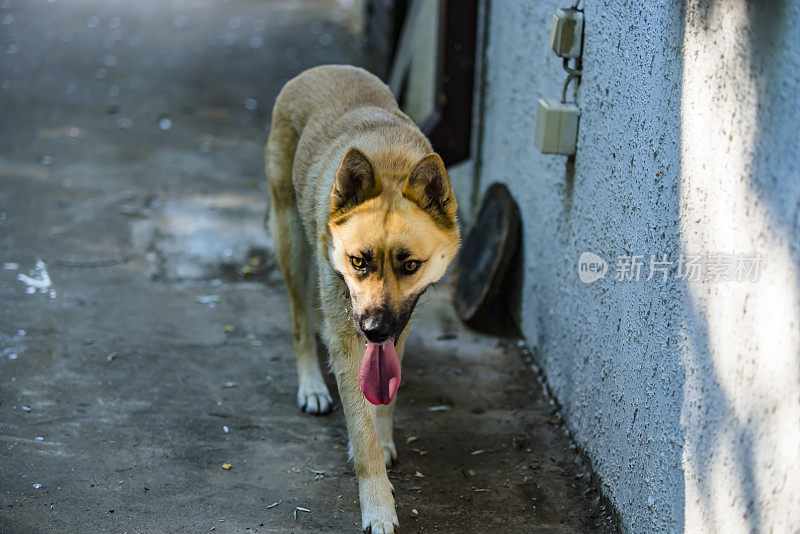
(267, 65, 431, 241)
(271, 65, 398, 135)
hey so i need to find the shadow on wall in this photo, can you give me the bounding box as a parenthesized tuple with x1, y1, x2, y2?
(679, 1, 800, 531)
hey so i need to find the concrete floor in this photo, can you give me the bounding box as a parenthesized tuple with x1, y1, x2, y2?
(0, 1, 617, 532)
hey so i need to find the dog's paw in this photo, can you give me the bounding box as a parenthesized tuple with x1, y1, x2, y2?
(360, 477, 398, 533)
(363, 521, 397, 534)
(361, 501, 398, 534)
(297, 380, 333, 415)
(379, 440, 397, 467)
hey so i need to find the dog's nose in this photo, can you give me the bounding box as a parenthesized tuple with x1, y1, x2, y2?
(360, 314, 393, 343)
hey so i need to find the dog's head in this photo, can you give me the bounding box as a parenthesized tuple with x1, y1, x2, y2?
(327, 147, 460, 344)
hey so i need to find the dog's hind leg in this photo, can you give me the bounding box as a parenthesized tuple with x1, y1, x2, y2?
(372, 402, 397, 468)
(266, 127, 332, 416)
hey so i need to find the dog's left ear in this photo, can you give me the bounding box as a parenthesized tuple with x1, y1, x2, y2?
(403, 153, 457, 227)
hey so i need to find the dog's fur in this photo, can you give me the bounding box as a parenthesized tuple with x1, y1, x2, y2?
(265, 65, 460, 533)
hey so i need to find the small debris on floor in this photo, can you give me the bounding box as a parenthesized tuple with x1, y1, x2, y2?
(414, 471, 425, 478)
(410, 508, 419, 518)
(106, 352, 117, 362)
(221, 463, 232, 470)
(222, 381, 237, 388)
(265, 501, 280, 509)
(428, 405, 451, 412)
(412, 448, 428, 456)
(222, 325, 235, 333)
(470, 449, 486, 455)
(406, 436, 418, 444)
(293, 506, 310, 520)
(222, 425, 229, 434)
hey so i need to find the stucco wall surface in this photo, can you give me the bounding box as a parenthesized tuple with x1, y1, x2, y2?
(473, 0, 800, 531)
(679, 2, 800, 532)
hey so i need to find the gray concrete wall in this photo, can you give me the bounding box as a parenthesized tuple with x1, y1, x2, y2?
(469, 0, 800, 531)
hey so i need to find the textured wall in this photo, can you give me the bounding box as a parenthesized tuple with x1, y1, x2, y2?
(473, 0, 800, 531)
(679, 2, 800, 532)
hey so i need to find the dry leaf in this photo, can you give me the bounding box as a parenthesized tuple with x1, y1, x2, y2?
(547, 416, 562, 426)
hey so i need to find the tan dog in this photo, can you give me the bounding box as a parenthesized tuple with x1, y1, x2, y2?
(265, 65, 460, 533)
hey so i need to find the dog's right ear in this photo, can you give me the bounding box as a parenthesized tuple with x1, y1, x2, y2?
(330, 148, 380, 213)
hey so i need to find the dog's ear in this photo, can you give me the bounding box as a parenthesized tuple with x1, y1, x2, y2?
(403, 153, 456, 227)
(331, 148, 380, 213)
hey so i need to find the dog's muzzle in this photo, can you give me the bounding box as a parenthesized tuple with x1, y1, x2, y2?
(359, 308, 394, 343)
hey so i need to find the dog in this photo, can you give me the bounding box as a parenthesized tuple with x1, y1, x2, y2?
(265, 65, 460, 533)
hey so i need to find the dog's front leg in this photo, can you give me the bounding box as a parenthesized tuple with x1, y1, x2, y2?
(371, 335, 405, 466)
(331, 339, 398, 534)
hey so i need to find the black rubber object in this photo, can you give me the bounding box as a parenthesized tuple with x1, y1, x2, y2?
(454, 182, 521, 335)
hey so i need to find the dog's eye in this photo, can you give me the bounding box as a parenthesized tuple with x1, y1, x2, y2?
(350, 256, 365, 269)
(403, 260, 420, 274)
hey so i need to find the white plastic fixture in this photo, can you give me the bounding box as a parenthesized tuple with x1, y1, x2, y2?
(549, 8, 584, 58)
(535, 98, 580, 155)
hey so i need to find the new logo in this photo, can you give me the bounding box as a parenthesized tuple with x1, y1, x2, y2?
(578, 252, 608, 283)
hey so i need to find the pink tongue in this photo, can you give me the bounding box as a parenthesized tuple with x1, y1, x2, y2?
(358, 341, 401, 405)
